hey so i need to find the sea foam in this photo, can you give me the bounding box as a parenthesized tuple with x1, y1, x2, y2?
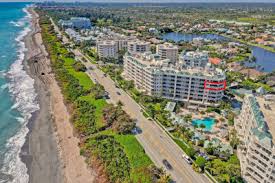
(1, 6, 39, 183)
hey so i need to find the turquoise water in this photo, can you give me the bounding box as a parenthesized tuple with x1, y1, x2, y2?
(162, 32, 275, 72)
(0, 3, 38, 183)
(192, 118, 215, 131)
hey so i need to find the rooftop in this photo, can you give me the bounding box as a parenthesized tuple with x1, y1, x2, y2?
(209, 57, 222, 65)
(128, 40, 150, 46)
(97, 40, 117, 46)
(255, 96, 275, 143)
(183, 51, 208, 59)
(157, 43, 178, 50)
(125, 52, 225, 79)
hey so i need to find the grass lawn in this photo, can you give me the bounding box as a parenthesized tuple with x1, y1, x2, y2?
(237, 17, 258, 23)
(63, 57, 94, 90)
(41, 19, 157, 183)
(79, 95, 107, 129)
(154, 103, 162, 111)
(173, 138, 190, 153)
(114, 134, 153, 183)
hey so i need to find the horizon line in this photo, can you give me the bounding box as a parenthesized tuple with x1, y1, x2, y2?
(2, 1, 275, 3)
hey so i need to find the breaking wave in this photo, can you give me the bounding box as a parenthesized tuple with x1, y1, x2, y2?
(1, 5, 39, 183)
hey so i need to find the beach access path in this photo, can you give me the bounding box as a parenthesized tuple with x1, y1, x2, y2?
(24, 8, 96, 183)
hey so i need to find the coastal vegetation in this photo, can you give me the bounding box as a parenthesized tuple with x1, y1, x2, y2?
(42, 3, 275, 54)
(100, 64, 173, 128)
(36, 3, 275, 183)
(99, 63, 243, 182)
(38, 11, 169, 183)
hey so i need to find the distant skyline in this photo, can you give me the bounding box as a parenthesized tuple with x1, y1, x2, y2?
(3, 0, 275, 3)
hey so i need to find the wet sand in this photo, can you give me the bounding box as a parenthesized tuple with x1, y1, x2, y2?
(21, 7, 95, 183)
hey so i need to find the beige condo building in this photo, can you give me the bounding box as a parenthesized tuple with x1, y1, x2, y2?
(127, 40, 150, 54)
(157, 43, 179, 63)
(235, 95, 275, 183)
(123, 51, 226, 107)
(96, 40, 118, 59)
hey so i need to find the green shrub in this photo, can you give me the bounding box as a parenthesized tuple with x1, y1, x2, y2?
(73, 61, 87, 72)
(84, 135, 131, 182)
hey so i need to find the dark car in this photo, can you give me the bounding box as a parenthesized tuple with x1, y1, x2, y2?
(162, 159, 173, 170)
(116, 91, 121, 95)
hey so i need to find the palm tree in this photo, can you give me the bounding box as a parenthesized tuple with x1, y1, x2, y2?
(96, 18, 105, 28)
(158, 174, 172, 183)
(117, 100, 124, 107)
(200, 124, 206, 129)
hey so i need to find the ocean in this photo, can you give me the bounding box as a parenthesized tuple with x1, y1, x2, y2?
(0, 3, 39, 183)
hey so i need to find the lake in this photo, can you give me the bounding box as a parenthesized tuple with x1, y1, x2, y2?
(162, 32, 275, 72)
(162, 32, 228, 42)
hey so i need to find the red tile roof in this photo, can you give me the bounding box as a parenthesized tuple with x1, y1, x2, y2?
(209, 57, 222, 65)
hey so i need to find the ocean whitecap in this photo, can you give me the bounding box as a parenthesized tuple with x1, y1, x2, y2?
(1, 5, 39, 183)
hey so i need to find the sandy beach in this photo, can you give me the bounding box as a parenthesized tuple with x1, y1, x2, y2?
(22, 7, 95, 183)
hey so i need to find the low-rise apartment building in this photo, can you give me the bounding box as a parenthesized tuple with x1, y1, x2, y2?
(96, 40, 118, 59)
(59, 17, 91, 29)
(235, 95, 275, 183)
(157, 43, 178, 63)
(123, 51, 226, 107)
(128, 40, 150, 54)
(98, 34, 135, 51)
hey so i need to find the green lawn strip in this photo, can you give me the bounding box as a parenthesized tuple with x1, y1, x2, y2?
(41, 19, 158, 182)
(114, 134, 153, 183)
(78, 95, 107, 129)
(173, 138, 190, 153)
(62, 57, 94, 90)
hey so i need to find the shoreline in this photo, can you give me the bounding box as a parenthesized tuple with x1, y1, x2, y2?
(20, 7, 63, 183)
(21, 7, 96, 183)
(163, 31, 275, 53)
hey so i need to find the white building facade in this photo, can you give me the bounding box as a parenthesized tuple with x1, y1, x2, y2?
(123, 51, 226, 107)
(235, 95, 275, 183)
(59, 17, 91, 29)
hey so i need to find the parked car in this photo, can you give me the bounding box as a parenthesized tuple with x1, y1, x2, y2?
(162, 159, 173, 170)
(182, 154, 193, 165)
(116, 91, 121, 95)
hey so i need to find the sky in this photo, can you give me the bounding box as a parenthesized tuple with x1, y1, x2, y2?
(2, 0, 275, 2)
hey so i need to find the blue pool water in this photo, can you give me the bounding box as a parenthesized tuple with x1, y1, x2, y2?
(0, 3, 39, 183)
(192, 118, 215, 131)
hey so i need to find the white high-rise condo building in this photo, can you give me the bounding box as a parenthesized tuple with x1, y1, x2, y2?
(157, 43, 178, 63)
(128, 40, 150, 54)
(96, 40, 118, 59)
(235, 95, 275, 183)
(123, 51, 226, 107)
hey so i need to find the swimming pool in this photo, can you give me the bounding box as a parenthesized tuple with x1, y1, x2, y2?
(192, 118, 215, 131)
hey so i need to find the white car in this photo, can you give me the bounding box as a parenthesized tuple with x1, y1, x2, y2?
(182, 154, 193, 165)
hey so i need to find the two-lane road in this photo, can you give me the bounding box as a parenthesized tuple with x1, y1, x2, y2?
(50, 18, 209, 183)
(74, 50, 209, 183)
